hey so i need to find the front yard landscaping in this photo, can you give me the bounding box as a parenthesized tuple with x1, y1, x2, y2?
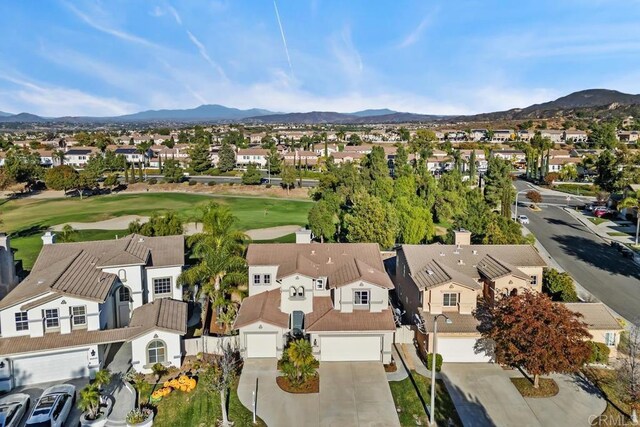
(589, 217, 610, 226)
(510, 377, 559, 398)
(583, 367, 634, 426)
(276, 374, 320, 394)
(389, 371, 462, 427)
(153, 380, 265, 427)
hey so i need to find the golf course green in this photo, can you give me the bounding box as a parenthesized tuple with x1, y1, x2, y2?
(0, 192, 313, 270)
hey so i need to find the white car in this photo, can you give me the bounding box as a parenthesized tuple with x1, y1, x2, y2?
(517, 215, 530, 224)
(25, 385, 75, 427)
(0, 393, 30, 427)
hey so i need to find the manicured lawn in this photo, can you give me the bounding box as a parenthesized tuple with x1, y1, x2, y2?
(252, 233, 297, 244)
(510, 377, 559, 398)
(554, 184, 598, 197)
(153, 381, 266, 427)
(389, 371, 462, 427)
(607, 232, 629, 237)
(1, 193, 313, 270)
(0, 193, 312, 235)
(12, 229, 126, 270)
(583, 368, 633, 426)
(589, 217, 610, 226)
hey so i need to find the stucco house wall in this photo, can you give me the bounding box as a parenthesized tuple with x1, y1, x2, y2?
(131, 329, 183, 373)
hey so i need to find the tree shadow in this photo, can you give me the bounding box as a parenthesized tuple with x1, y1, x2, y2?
(544, 217, 587, 232)
(551, 234, 640, 280)
(439, 371, 497, 427)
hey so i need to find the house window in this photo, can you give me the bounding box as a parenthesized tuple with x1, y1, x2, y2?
(298, 287, 305, 297)
(253, 274, 261, 285)
(315, 279, 324, 290)
(443, 293, 458, 307)
(15, 312, 28, 331)
(263, 274, 271, 285)
(43, 308, 60, 329)
(119, 286, 131, 302)
(354, 290, 370, 307)
(605, 332, 616, 346)
(530, 275, 538, 286)
(147, 340, 166, 364)
(118, 269, 127, 282)
(153, 277, 172, 296)
(71, 306, 87, 327)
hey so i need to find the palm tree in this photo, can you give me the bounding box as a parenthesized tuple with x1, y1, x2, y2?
(77, 384, 101, 420)
(619, 190, 640, 245)
(284, 339, 317, 385)
(53, 150, 65, 166)
(178, 203, 248, 331)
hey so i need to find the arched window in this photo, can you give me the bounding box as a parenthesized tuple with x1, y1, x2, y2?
(147, 340, 166, 364)
(118, 286, 131, 303)
(298, 287, 305, 298)
(118, 269, 127, 282)
(289, 287, 297, 298)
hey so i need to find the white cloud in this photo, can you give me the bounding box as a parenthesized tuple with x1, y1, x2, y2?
(62, 1, 160, 49)
(0, 73, 137, 116)
(167, 6, 183, 25)
(330, 26, 363, 84)
(399, 14, 434, 48)
(185, 31, 227, 80)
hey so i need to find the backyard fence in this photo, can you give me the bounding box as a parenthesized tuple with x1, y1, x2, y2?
(183, 335, 240, 356)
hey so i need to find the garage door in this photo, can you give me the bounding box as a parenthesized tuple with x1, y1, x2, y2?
(321, 335, 381, 362)
(437, 338, 491, 363)
(246, 333, 277, 358)
(12, 349, 89, 386)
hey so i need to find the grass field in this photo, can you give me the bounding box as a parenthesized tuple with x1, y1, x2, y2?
(2, 192, 313, 270)
(554, 183, 598, 197)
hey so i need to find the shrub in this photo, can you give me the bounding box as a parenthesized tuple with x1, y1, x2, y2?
(426, 353, 443, 372)
(265, 184, 272, 188)
(188, 180, 197, 186)
(207, 181, 216, 186)
(587, 341, 611, 364)
(228, 182, 235, 186)
(126, 408, 153, 424)
(147, 178, 157, 185)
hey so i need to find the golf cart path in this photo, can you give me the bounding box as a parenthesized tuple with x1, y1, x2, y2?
(51, 217, 301, 239)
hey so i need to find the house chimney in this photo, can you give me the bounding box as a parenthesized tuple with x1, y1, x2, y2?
(295, 228, 312, 244)
(41, 231, 56, 245)
(453, 229, 471, 246)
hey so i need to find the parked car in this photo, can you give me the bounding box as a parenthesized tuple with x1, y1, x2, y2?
(25, 385, 75, 427)
(0, 393, 30, 427)
(517, 215, 530, 224)
(594, 208, 613, 218)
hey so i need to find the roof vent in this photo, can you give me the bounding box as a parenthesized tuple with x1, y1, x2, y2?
(453, 250, 460, 255)
(138, 237, 144, 243)
(472, 250, 478, 255)
(327, 257, 332, 264)
(311, 250, 315, 255)
(458, 259, 464, 265)
(426, 269, 434, 275)
(37, 279, 44, 285)
(439, 252, 445, 257)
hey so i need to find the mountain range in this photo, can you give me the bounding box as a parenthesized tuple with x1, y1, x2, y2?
(1, 89, 639, 125)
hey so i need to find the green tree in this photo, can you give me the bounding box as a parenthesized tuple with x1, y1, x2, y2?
(280, 164, 296, 194)
(217, 143, 236, 172)
(482, 213, 528, 244)
(542, 268, 579, 302)
(469, 150, 477, 182)
(136, 212, 184, 236)
(343, 191, 398, 248)
(484, 157, 514, 218)
(348, 133, 362, 146)
(618, 189, 640, 244)
(589, 122, 618, 149)
(189, 142, 212, 174)
(241, 164, 262, 185)
(44, 165, 79, 191)
(595, 150, 622, 192)
(59, 224, 78, 242)
(308, 199, 339, 243)
(163, 158, 184, 183)
(281, 339, 318, 386)
(453, 188, 491, 241)
(267, 147, 282, 175)
(4, 148, 43, 184)
(201, 343, 240, 426)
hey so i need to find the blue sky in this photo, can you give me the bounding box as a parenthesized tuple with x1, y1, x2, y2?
(1, 0, 640, 116)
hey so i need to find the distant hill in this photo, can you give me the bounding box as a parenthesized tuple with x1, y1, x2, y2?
(458, 89, 640, 121)
(0, 111, 12, 117)
(0, 112, 46, 123)
(244, 110, 445, 124)
(351, 109, 398, 117)
(112, 104, 276, 122)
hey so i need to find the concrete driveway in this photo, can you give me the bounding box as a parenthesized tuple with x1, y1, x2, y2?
(442, 364, 606, 427)
(238, 359, 399, 426)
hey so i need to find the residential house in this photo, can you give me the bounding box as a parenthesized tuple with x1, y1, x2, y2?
(236, 148, 269, 169)
(618, 131, 640, 143)
(313, 144, 339, 157)
(0, 233, 187, 387)
(395, 231, 547, 362)
(469, 129, 487, 142)
(284, 151, 319, 167)
(235, 234, 396, 363)
(491, 149, 526, 168)
(562, 303, 622, 358)
(564, 130, 588, 144)
(35, 149, 58, 168)
(110, 146, 148, 165)
(549, 157, 581, 174)
(459, 149, 488, 173)
(540, 130, 564, 144)
(149, 144, 191, 168)
(517, 130, 535, 142)
(343, 145, 374, 155)
(64, 147, 99, 168)
(490, 130, 514, 143)
(331, 152, 366, 164)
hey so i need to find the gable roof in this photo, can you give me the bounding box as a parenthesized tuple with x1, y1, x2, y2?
(563, 303, 622, 331)
(476, 254, 531, 282)
(411, 259, 481, 290)
(246, 243, 393, 290)
(0, 234, 184, 310)
(129, 298, 188, 335)
(304, 297, 395, 332)
(233, 289, 289, 329)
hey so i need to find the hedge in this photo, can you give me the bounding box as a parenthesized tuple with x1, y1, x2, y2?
(587, 341, 611, 364)
(426, 353, 443, 372)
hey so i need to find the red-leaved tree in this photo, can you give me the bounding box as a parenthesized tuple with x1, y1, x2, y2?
(476, 290, 592, 388)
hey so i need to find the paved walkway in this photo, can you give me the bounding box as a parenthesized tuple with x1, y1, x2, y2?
(564, 207, 636, 244)
(441, 364, 606, 427)
(104, 342, 136, 426)
(238, 359, 400, 426)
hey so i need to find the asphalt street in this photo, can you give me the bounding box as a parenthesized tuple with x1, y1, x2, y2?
(514, 181, 640, 323)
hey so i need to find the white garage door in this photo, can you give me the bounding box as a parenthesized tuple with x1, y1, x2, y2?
(246, 333, 277, 358)
(12, 349, 89, 386)
(321, 335, 381, 362)
(437, 338, 491, 363)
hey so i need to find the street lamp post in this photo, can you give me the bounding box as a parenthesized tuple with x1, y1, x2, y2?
(514, 189, 529, 222)
(430, 314, 452, 426)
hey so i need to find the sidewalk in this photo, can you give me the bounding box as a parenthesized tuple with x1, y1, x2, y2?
(520, 181, 595, 200)
(564, 207, 636, 245)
